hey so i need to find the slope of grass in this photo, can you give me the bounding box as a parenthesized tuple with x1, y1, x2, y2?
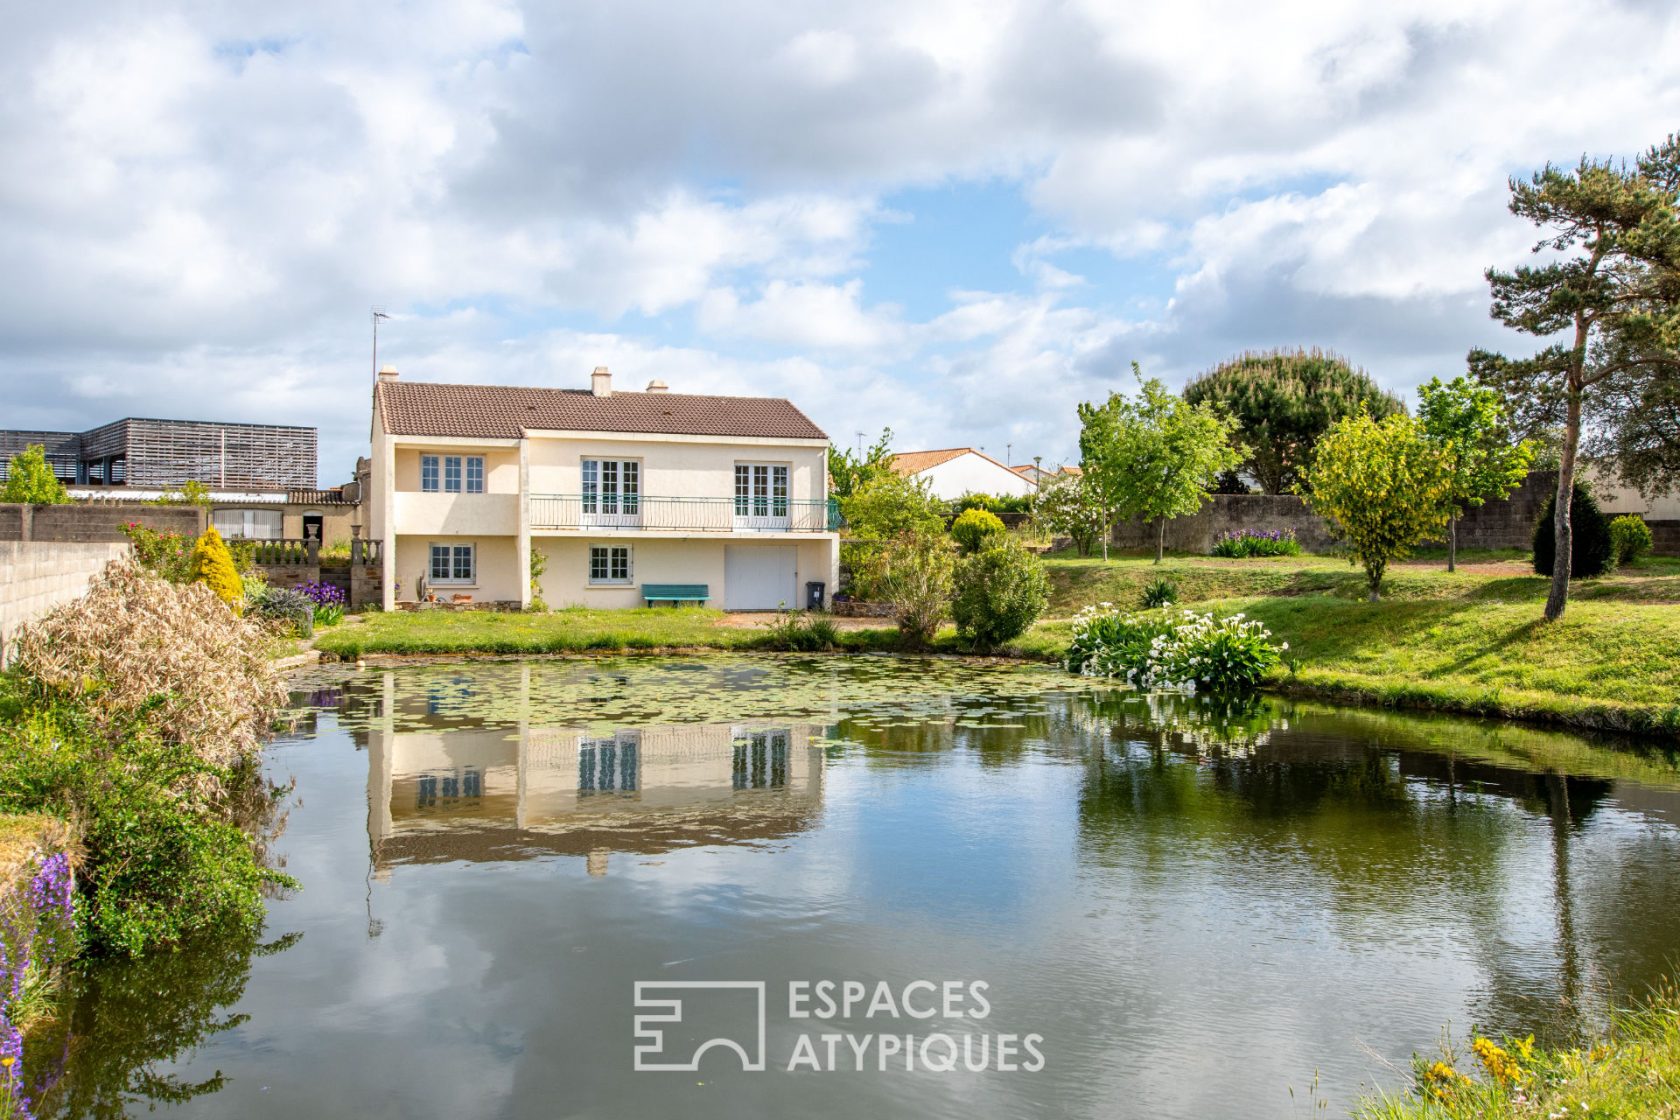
(1235, 595, 1680, 736)
(1353, 982, 1680, 1119)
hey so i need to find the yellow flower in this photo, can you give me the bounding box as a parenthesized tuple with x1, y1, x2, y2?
(1472, 1036, 1528, 1088)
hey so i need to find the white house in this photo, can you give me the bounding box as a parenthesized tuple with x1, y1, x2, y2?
(369, 365, 839, 611)
(888, 447, 1038, 501)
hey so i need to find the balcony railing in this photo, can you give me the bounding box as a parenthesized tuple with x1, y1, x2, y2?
(529, 495, 837, 533)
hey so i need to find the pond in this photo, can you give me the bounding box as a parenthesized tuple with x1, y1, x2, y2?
(31, 656, 1680, 1119)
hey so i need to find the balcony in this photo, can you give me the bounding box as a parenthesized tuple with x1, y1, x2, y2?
(529, 495, 837, 533)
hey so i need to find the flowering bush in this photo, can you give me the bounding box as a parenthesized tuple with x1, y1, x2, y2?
(1, 849, 76, 1119)
(121, 522, 195, 583)
(296, 580, 346, 626)
(1210, 528, 1302, 558)
(1067, 606, 1284, 692)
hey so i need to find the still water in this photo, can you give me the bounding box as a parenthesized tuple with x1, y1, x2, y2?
(34, 656, 1680, 1119)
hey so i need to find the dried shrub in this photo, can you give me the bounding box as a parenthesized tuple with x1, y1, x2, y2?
(10, 560, 285, 770)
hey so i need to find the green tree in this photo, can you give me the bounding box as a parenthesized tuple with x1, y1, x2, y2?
(1472, 134, 1680, 620)
(828, 427, 895, 500)
(1031, 472, 1107, 557)
(1300, 412, 1455, 601)
(1078, 366, 1245, 563)
(1416, 374, 1535, 571)
(1183, 348, 1403, 494)
(150, 480, 214, 508)
(839, 470, 945, 598)
(2, 443, 70, 504)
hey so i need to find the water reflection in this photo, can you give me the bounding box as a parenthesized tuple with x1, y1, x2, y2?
(366, 720, 825, 873)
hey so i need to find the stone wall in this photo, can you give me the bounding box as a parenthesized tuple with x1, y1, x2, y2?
(1103, 470, 1668, 556)
(0, 540, 128, 666)
(0, 502, 203, 542)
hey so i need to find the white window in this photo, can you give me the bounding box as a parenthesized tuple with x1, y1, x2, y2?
(588, 544, 632, 585)
(421, 454, 485, 494)
(212, 508, 283, 540)
(734, 464, 789, 518)
(581, 459, 640, 514)
(429, 543, 475, 584)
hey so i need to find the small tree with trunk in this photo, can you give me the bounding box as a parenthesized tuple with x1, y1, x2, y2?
(1416, 374, 1534, 571)
(1, 444, 70, 505)
(1472, 134, 1680, 620)
(1299, 412, 1454, 601)
(1078, 367, 1244, 563)
(1032, 473, 1107, 557)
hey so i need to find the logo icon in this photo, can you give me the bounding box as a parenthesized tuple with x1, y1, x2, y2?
(633, 981, 767, 1072)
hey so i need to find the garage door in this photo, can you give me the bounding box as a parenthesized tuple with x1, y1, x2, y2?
(724, 545, 798, 610)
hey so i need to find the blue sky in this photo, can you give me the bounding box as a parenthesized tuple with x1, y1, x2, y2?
(2, 1, 1678, 483)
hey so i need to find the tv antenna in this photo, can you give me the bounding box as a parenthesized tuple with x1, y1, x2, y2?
(371, 309, 391, 382)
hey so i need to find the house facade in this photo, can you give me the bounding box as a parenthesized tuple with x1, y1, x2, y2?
(889, 447, 1038, 500)
(370, 365, 839, 611)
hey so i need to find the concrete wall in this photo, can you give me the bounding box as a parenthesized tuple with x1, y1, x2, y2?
(527, 434, 829, 504)
(534, 536, 837, 609)
(0, 502, 202, 542)
(0, 541, 128, 666)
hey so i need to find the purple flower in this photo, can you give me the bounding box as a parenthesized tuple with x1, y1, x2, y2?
(296, 580, 347, 608)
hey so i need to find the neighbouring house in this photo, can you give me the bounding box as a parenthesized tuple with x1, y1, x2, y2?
(888, 447, 1038, 501)
(369, 365, 840, 611)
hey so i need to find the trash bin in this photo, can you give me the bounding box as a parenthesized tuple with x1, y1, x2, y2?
(805, 581, 826, 611)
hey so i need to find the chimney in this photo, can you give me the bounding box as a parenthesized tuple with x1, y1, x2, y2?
(645, 379, 668, 393)
(591, 365, 612, 397)
(376, 365, 399, 381)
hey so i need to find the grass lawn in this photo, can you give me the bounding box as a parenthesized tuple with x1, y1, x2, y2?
(314, 550, 1680, 738)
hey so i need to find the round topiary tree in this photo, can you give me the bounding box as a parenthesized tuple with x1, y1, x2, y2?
(190, 525, 245, 610)
(952, 539, 1049, 651)
(1532, 483, 1613, 580)
(950, 507, 1006, 554)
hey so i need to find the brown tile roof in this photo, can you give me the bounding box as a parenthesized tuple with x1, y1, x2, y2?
(377, 380, 827, 440)
(887, 447, 973, 475)
(890, 447, 1020, 477)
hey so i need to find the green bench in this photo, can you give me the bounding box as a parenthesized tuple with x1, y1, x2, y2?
(641, 583, 710, 607)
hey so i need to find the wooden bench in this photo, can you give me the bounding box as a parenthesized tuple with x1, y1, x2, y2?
(641, 583, 710, 607)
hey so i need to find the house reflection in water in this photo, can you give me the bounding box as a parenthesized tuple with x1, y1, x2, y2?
(366, 721, 825, 875)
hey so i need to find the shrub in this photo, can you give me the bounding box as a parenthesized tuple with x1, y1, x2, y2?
(9, 561, 285, 770)
(248, 584, 315, 638)
(953, 493, 1031, 515)
(1141, 577, 1178, 608)
(952, 539, 1049, 651)
(950, 508, 1006, 554)
(189, 526, 244, 609)
(122, 522, 195, 583)
(1532, 483, 1613, 580)
(840, 473, 946, 598)
(879, 530, 957, 648)
(761, 609, 840, 652)
(1210, 528, 1303, 558)
(1609, 514, 1654, 567)
(1067, 606, 1283, 692)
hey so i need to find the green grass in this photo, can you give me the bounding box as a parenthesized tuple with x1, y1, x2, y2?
(317, 552, 1680, 738)
(1353, 981, 1680, 1119)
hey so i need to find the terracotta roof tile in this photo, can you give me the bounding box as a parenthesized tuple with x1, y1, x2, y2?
(377, 380, 827, 441)
(887, 448, 972, 475)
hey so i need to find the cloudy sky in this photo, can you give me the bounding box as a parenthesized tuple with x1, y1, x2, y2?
(3, 1, 1678, 484)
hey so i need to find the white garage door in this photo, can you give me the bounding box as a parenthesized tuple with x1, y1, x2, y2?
(724, 545, 798, 610)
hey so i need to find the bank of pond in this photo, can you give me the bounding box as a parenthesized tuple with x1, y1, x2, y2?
(4, 653, 1679, 1119)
